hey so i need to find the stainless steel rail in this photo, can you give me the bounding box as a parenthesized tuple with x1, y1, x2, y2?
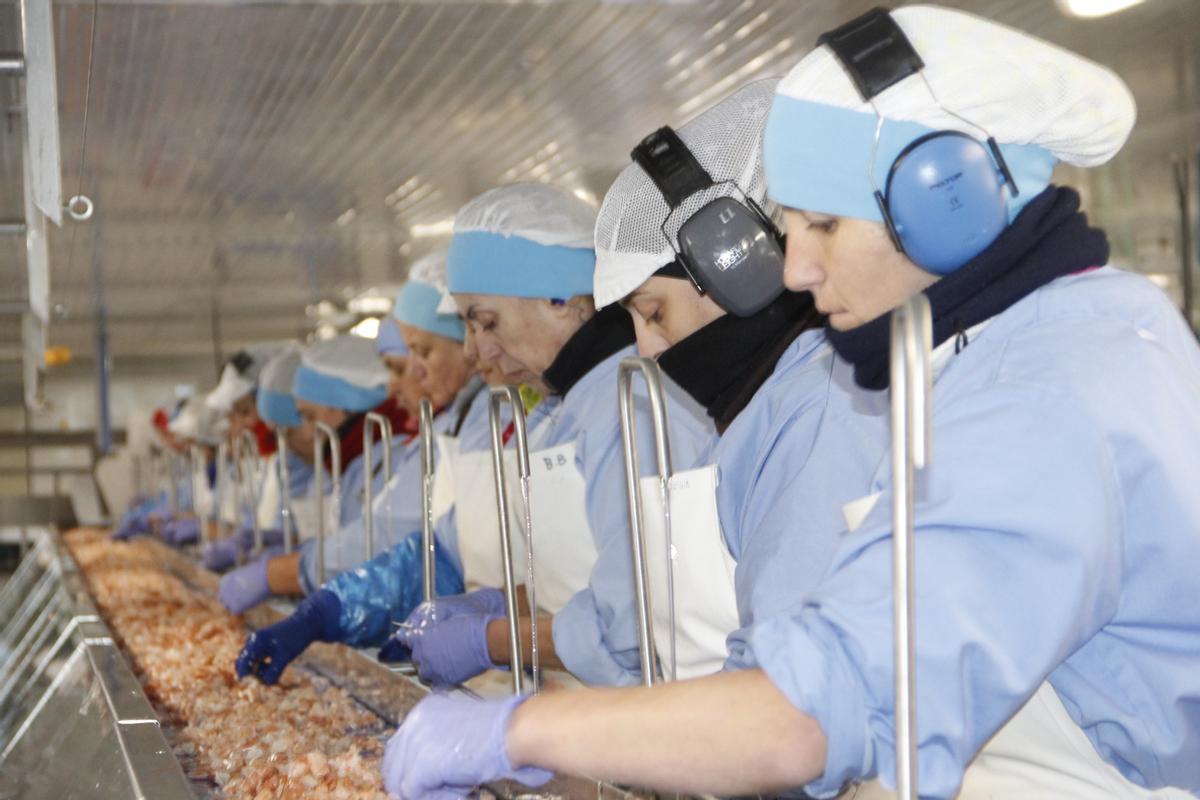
(313, 422, 342, 587)
(362, 412, 395, 562)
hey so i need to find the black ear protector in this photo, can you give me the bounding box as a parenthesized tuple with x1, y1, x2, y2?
(817, 8, 1019, 275)
(631, 126, 786, 317)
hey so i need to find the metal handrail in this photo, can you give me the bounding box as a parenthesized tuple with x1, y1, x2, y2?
(617, 357, 677, 687)
(275, 431, 295, 555)
(889, 293, 933, 800)
(487, 385, 538, 695)
(362, 412, 395, 562)
(212, 442, 230, 543)
(417, 399, 436, 605)
(312, 422, 342, 587)
(236, 430, 262, 558)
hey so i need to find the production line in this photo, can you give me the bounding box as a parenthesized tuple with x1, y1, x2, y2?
(2, 1, 1200, 799)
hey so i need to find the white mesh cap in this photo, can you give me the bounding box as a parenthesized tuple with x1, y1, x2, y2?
(259, 343, 302, 396)
(170, 397, 228, 446)
(300, 335, 390, 390)
(453, 182, 596, 248)
(594, 78, 780, 308)
(777, 5, 1135, 167)
(408, 250, 451, 295)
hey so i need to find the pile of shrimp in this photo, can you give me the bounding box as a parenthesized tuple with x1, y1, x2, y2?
(65, 529, 390, 799)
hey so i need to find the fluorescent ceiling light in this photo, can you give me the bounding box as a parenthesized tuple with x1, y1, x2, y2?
(410, 219, 455, 238)
(350, 317, 382, 339)
(347, 289, 395, 316)
(1056, 0, 1145, 18)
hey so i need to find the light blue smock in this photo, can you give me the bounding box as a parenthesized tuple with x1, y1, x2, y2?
(746, 267, 1200, 798)
(550, 345, 717, 686)
(700, 329, 891, 671)
(325, 384, 554, 647)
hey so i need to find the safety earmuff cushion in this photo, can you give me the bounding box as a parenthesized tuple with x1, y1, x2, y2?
(886, 131, 1009, 275)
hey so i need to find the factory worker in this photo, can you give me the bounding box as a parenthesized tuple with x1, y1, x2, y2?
(580, 77, 886, 684)
(378, 7, 1200, 800)
(206, 343, 286, 453)
(383, 182, 714, 688)
(201, 345, 316, 571)
(218, 334, 406, 614)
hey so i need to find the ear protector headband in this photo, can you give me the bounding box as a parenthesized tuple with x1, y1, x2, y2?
(631, 126, 786, 317)
(817, 8, 1019, 275)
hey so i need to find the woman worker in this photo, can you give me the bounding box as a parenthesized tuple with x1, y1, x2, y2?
(381, 6, 1200, 799)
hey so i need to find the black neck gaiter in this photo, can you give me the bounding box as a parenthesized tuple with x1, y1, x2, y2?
(543, 304, 637, 396)
(828, 186, 1110, 391)
(658, 291, 823, 431)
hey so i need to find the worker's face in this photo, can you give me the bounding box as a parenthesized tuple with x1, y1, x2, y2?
(383, 354, 423, 415)
(623, 275, 726, 359)
(283, 424, 314, 465)
(228, 392, 260, 438)
(464, 327, 526, 387)
(397, 322, 472, 410)
(782, 208, 936, 331)
(456, 293, 592, 394)
(294, 398, 350, 446)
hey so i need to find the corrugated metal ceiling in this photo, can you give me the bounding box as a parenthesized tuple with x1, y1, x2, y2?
(0, 0, 1197, 369)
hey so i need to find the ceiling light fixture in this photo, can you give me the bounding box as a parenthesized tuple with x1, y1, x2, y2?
(1055, 0, 1145, 18)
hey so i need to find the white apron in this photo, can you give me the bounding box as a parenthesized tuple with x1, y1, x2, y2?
(840, 494, 1196, 800)
(255, 453, 283, 531)
(431, 433, 457, 523)
(525, 442, 598, 615)
(638, 464, 740, 681)
(455, 447, 528, 591)
(290, 473, 337, 546)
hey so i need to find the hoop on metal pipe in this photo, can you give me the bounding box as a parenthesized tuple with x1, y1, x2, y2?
(617, 357, 677, 687)
(66, 195, 94, 222)
(888, 292, 933, 800)
(312, 422, 342, 587)
(275, 430, 295, 555)
(417, 398, 437, 606)
(362, 412, 395, 562)
(236, 430, 263, 558)
(487, 385, 539, 695)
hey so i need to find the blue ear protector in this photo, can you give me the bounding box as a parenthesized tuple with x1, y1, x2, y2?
(818, 8, 1019, 275)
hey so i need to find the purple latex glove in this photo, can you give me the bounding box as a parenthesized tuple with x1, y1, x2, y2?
(378, 588, 506, 663)
(164, 517, 201, 547)
(382, 692, 551, 799)
(235, 589, 342, 685)
(218, 556, 272, 615)
(391, 601, 503, 686)
(111, 509, 150, 541)
(203, 529, 285, 572)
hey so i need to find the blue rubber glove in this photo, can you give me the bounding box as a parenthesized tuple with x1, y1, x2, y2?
(163, 517, 201, 547)
(218, 556, 272, 615)
(382, 692, 551, 799)
(203, 529, 285, 572)
(378, 588, 506, 663)
(111, 508, 150, 541)
(390, 600, 503, 686)
(235, 589, 342, 685)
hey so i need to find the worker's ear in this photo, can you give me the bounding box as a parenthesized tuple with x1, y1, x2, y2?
(545, 295, 595, 324)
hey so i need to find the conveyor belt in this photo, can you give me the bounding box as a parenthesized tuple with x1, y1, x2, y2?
(0, 529, 650, 800)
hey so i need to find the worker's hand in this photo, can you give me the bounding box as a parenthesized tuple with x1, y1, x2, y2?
(390, 598, 504, 686)
(111, 508, 150, 541)
(163, 517, 201, 547)
(381, 693, 551, 799)
(204, 529, 284, 572)
(235, 589, 342, 685)
(378, 588, 506, 665)
(218, 557, 272, 614)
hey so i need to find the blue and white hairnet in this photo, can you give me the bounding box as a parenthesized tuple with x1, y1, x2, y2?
(447, 183, 596, 300)
(256, 344, 303, 427)
(393, 251, 466, 342)
(293, 335, 389, 413)
(764, 5, 1135, 223)
(375, 317, 409, 357)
